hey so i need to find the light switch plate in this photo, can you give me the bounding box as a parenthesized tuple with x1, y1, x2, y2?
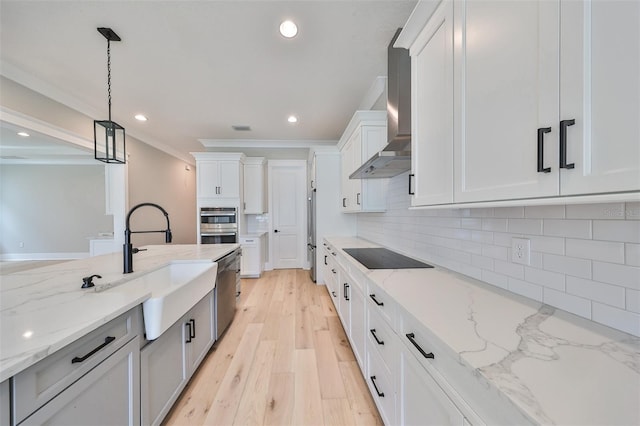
(511, 237, 530, 265)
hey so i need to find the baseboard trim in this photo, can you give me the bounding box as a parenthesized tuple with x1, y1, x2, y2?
(0, 252, 89, 261)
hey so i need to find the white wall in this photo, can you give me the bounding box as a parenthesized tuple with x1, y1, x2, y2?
(0, 164, 113, 258)
(356, 171, 640, 337)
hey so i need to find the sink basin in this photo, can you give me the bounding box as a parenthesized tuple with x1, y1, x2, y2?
(120, 260, 218, 340)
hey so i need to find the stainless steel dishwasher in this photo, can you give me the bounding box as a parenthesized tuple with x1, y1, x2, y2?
(215, 249, 240, 340)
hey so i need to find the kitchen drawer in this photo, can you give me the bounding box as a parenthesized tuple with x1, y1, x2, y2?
(13, 306, 142, 424)
(366, 281, 397, 331)
(367, 345, 396, 426)
(367, 305, 397, 378)
(399, 308, 447, 374)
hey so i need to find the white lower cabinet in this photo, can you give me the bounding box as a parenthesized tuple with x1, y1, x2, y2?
(349, 276, 366, 371)
(399, 347, 465, 426)
(240, 235, 264, 278)
(20, 337, 140, 426)
(141, 292, 214, 426)
(367, 347, 396, 426)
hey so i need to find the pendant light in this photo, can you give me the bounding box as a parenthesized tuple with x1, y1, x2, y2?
(94, 27, 126, 164)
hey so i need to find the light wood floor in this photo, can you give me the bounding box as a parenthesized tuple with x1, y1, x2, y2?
(163, 269, 383, 426)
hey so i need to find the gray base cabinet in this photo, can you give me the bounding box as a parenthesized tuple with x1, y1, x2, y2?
(20, 337, 140, 426)
(141, 292, 214, 426)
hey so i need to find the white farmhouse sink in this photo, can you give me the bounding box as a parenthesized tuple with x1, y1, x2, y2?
(122, 260, 218, 340)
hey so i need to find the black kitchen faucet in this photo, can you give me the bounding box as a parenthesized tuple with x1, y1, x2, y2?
(123, 203, 172, 273)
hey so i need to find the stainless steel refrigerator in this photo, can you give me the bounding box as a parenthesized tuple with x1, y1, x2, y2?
(307, 189, 316, 282)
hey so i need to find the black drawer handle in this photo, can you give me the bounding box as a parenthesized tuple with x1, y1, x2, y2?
(370, 329, 384, 345)
(324, 255, 328, 265)
(331, 291, 337, 298)
(190, 319, 196, 339)
(185, 322, 192, 343)
(369, 294, 384, 306)
(370, 376, 385, 397)
(357, 192, 361, 205)
(537, 127, 551, 173)
(71, 336, 115, 364)
(236, 291, 241, 297)
(344, 283, 350, 301)
(559, 119, 575, 169)
(408, 173, 415, 195)
(406, 333, 434, 359)
(331, 268, 336, 274)
(331, 252, 336, 256)
(342, 198, 347, 208)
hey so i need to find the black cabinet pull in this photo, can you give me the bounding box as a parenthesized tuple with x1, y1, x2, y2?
(331, 268, 336, 274)
(344, 283, 350, 301)
(342, 198, 347, 208)
(406, 333, 434, 359)
(274, 229, 279, 233)
(370, 376, 385, 397)
(71, 336, 115, 364)
(537, 127, 552, 173)
(408, 173, 415, 195)
(190, 319, 196, 339)
(369, 294, 384, 306)
(331, 252, 336, 256)
(357, 192, 361, 205)
(185, 322, 192, 343)
(324, 255, 328, 265)
(331, 291, 337, 298)
(370, 329, 384, 345)
(559, 119, 576, 169)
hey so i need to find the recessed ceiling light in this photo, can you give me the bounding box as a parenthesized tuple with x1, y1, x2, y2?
(279, 20, 298, 38)
(287, 115, 298, 123)
(134, 114, 148, 121)
(17, 131, 30, 137)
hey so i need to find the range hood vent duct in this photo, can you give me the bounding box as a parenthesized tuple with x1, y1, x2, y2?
(350, 28, 411, 179)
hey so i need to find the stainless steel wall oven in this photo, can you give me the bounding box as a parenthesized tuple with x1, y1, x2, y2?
(200, 207, 237, 244)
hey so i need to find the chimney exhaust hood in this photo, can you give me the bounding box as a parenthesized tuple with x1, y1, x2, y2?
(350, 28, 411, 179)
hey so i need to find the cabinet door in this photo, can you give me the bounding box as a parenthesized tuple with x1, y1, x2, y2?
(340, 137, 355, 211)
(244, 164, 265, 213)
(21, 337, 140, 426)
(454, 0, 559, 202)
(399, 348, 464, 426)
(349, 127, 363, 211)
(350, 281, 366, 370)
(338, 269, 351, 334)
(185, 294, 214, 375)
(141, 320, 186, 426)
(197, 161, 220, 198)
(0, 380, 9, 426)
(218, 161, 240, 197)
(411, 0, 454, 206)
(240, 242, 259, 276)
(559, 0, 640, 195)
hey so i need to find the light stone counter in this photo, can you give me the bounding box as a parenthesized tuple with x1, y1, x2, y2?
(326, 236, 640, 425)
(0, 244, 238, 382)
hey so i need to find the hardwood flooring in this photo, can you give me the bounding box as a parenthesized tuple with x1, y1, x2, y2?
(163, 269, 382, 426)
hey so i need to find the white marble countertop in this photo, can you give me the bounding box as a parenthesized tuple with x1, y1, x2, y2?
(326, 236, 640, 425)
(0, 244, 238, 382)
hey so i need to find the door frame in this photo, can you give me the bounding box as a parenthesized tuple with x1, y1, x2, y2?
(267, 159, 308, 270)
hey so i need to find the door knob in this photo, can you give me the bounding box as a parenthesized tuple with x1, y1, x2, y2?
(274, 229, 279, 233)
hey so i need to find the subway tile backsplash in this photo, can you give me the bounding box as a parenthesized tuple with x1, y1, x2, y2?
(356, 173, 640, 337)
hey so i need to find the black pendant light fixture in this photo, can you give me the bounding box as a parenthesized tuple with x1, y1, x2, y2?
(94, 27, 126, 164)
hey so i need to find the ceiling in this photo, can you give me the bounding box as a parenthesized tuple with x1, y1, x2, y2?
(0, 1, 417, 162)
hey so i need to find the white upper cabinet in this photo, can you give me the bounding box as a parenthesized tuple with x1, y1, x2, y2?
(243, 157, 267, 214)
(191, 152, 244, 203)
(339, 111, 388, 213)
(408, 0, 455, 206)
(453, 0, 560, 203)
(398, 0, 639, 207)
(559, 0, 640, 195)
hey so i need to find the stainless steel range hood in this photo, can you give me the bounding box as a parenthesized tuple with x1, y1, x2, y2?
(350, 28, 411, 179)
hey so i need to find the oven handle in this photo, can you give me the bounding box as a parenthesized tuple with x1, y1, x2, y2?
(200, 212, 237, 216)
(200, 232, 237, 237)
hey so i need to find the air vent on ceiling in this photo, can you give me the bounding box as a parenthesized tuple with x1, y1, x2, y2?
(232, 125, 251, 131)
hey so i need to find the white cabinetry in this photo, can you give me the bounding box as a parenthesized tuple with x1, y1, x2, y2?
(192, 152, 245, 206)
(141, 293, 214, 426)
(322, 243, 339, 305)
(240, 234, 264, 278)
(338, 111, 388, 212)
(408, 0, 454, 206)
(398, 0, 639, 207)
(0, 380, 8, 426)
(243, 157, 267, 214)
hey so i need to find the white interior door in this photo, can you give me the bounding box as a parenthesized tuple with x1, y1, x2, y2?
(269, 160, 306, 269)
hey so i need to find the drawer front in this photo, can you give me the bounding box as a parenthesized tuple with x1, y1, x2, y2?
(399, 310, 445, 374)
(367, 346, 396, 426)
(366, 282, 397, 330)
(13, 306, 142, 424)
(367, 306, 396, 377)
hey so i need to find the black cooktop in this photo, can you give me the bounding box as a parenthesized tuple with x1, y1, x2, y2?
(343, 248, 433, 270)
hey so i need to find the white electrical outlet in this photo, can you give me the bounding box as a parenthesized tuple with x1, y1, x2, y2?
(511, 237, 530, 265)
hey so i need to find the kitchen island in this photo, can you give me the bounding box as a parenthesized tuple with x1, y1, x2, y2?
(325, 236, 640, 425)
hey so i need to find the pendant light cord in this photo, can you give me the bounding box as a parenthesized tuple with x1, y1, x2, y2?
(107, 39, 112, 122)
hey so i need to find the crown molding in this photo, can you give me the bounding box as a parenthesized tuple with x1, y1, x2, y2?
(198, 139, 337, 149)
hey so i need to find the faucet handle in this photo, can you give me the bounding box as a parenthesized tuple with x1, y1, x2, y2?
(81, 274, 102, 289)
